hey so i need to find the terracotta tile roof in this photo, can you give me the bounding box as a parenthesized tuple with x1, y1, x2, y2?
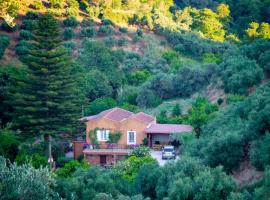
(144, 124, 193, 134)
(82, 107, 133, 122)
(133, 112, 155, 124)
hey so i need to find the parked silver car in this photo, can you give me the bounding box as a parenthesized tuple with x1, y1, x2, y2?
(162, 145, 176, 160)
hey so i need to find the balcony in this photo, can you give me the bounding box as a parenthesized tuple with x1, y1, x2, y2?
(83, 143, 138, 156)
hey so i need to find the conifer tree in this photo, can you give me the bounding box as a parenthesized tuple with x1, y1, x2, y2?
(11, 14, 81, 139)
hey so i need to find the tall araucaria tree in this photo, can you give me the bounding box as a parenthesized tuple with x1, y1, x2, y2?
(11, 14, 81, 139)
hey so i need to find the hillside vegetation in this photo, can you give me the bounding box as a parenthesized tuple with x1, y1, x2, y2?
(0, 0, 270, 199)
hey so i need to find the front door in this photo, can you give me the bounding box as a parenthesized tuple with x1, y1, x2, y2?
(100, 155, 106, 165)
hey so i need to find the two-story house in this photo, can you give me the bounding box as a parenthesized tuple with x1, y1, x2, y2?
(80, 107, 193, 165)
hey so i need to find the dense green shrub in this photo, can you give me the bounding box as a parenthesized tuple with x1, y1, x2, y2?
(129, 146, 151, 158)
(104, 36, 116, 47)
(219, 55, 263, 94)
(85, 97, 117, 115)
(25, 11, 39, 20)
(98, 25, 114, 36)
(226, 94, 245, 104)
(0, 34, 10, 58)
(82, 18, 94, 27)
(0, 129, 19, 162)
(136, 88, 162, 108)
(19, 30, 32, 40)
(15, 153, 48, 169)
(21, 19, 38, 30)
(101, 18, 114, 26)
(32, 0, 44, 10)
(81, 27, 96, 38)
(0, 157, 58, 200)
(119, 27, 128, 33)
(83, 70, 113, 101)
(15, 40, 32, 56)
(250, 133, 270, 171)
(63, 16, 78, 27)
(136, 28, 143, 37)
(63, 28, 75, 40)
(128, 70, 151, 86)
(56, 156, 73, 168)
(49, 0, 64, 8)
(118, 38, 126, 46)
(63, 41, 76, 50)
(56, 160, 89, 178)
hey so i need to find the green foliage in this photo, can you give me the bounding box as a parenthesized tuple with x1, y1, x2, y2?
(220, 54, 263, 94)
(11, 14, 81, 138)
(81, 27, 96, 38)
(172, 103, 181, 117)
(136, 88, 162, 108)
(83, 70, 113, 101)
(162, 50, 182, 71)
(63, 16, 78, 27)
(107, 131, 122, 144)
(19, 30, 32, 40)
(115, 155, 157, 182)
(0, 156, 57, 200)
(253, 167, 270, 200)
(246, 22, 270, 40)
(226, 94, 245, 104)
(119, 27, 128, 33)
(66, 0, 80, 17)
(57, 156, 73, 168)
(129, 146, 150, 158)
(98, 25, 114, 36)
(49, 0, 64, 9)
(104, 36, 116, 47)
(0, 129, 19, 162)
(85, 97, 117, 115)
(15, 153, 48, 169)
(32, 0, 44, 10)
(250, 133, 270, 171)
(21, 19, 38, 30)
(82, 18, 94, 27)
(187, 97, 218, 136)
(118, 37, 126, 46)
(56, 160, 89, 178)
(63, 28, 75, 40)
(128, 70, 151, 86)
(0, 34, 10, 58)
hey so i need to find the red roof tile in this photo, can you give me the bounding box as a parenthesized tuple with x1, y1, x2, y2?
(144, 124, 193, 134)
(133, 112, 155, 124)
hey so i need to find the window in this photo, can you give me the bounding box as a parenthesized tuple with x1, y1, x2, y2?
(127, 131, 136, 144)
(97, 129, 109, 141)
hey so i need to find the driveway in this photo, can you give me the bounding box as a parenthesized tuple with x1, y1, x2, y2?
(150, 150, 179, 166)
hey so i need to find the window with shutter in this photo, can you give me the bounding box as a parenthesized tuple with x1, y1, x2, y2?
(127, 131, 136, 144)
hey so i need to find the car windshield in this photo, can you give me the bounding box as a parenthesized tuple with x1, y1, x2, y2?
(164, 148, 174, 152)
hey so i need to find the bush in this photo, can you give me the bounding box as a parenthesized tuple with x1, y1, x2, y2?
(49, 0, 64, 8)
(56, 160, 89, 178)
(66, 0, 80, 17)
(82, 18, 94, 27)
(32, 0, 44, 10)
(56, 156, 73, 168)
(15, 153, 48, 169)
(129, 146, 151, 157)
(118, 38, 126, 46)
(0, 34, 10, 58)
(226, 94, 245, 104)
(104, 36, 116, 47)
(85, 97, 117, 115)
(25, 11, 39, 20)
(136, 88, 162, 108)
(21, 19, 38, 30)
(119, 27, 128, 33)
(0, 157, 57, 200)
(136, 28, 143, 37)
(63, 16, 78, 27)
(250, 133, 270, 171)
(133, 35, 141, 43)
(15, 40, 32, 56)
(63, 28, 75, 40)
(101, 19, 114, 26)
(128, 70, 151, 86)
(19, 30, 32, 40)
(0, 129, 19, 162)
(98, 25, 114, 36)
(81, 27, 96, 38)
